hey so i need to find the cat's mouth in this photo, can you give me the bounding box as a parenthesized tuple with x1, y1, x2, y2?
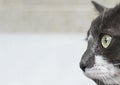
(84, 64, 120, 84)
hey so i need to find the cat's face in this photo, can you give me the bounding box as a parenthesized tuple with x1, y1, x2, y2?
(80, 1, 120, 85)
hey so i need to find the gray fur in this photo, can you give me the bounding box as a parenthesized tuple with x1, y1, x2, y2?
(80, 1, 120, 85)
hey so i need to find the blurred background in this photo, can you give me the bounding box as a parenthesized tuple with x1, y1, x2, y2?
(0, 0, 119, 85)
(0, 0, 119, 33)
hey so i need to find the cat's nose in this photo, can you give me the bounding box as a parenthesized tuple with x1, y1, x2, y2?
(80, 62, 87, 72)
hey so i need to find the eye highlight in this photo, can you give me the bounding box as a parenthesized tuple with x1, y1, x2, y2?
(101, 34, 112, 48)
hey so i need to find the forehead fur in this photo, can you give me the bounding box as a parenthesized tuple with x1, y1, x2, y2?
(89, 4, 120, 37)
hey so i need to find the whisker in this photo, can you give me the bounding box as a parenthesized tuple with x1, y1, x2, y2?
(113, 63, 120, 66)
(94, 74, 99, 85)
(103, 74, 109, 85)
(102, 76, 105, 85)
(115, 74, 120, 85)
(102, 75, 107, 85)
(108, 75, 119, 85)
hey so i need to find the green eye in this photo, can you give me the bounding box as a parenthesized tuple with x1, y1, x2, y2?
(101, 34, 112, 48)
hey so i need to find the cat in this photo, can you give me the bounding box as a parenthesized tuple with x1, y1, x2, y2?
(80, 1, 120, 85)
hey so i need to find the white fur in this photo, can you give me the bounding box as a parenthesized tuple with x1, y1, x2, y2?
(88, 34, 93, 41)
(95, 55, 108, 65)
(85, 55, 120, 84)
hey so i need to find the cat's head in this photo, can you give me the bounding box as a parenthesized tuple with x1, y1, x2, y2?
(80, 1, 120, 85)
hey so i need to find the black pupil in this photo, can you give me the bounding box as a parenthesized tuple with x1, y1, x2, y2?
(105, 37, 108, 43)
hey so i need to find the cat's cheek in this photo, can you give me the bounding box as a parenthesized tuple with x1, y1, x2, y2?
(85, 65, 110, 80)
(84, 55, 118, 80)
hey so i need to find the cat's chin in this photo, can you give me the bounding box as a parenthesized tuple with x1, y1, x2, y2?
(84, 64, 120, 84)
(93, 75, 120, 85)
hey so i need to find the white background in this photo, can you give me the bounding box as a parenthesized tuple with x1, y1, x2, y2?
(0, 34, 96, 85)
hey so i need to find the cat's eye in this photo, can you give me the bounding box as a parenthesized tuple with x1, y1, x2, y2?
(101, 34, 112, 48)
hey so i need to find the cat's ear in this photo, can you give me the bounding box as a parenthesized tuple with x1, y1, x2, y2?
(91, 1, 107, 13)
